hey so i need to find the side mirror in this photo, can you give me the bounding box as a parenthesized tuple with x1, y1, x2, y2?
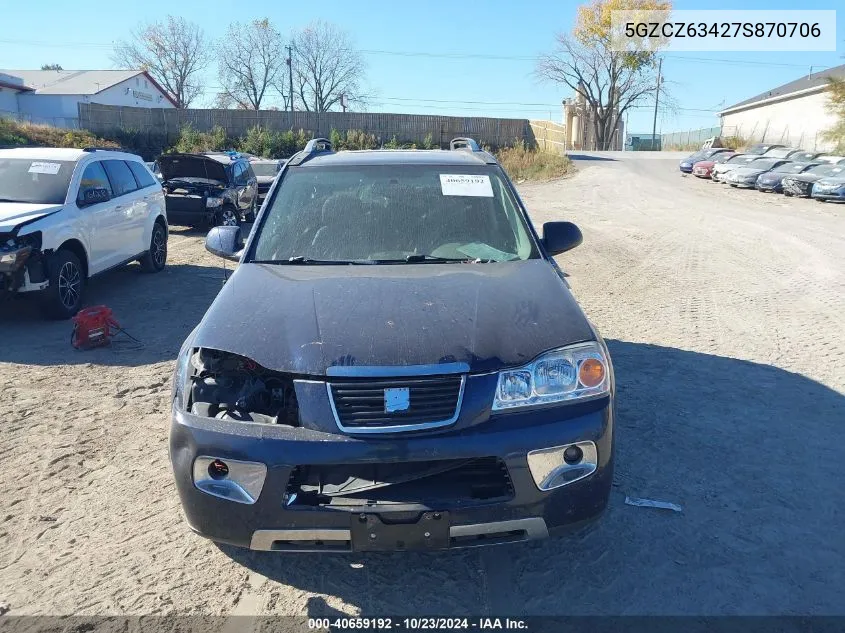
(80, 187, 111, 206)
(205, 226, 244, 261)
(541, 221, 583, 256)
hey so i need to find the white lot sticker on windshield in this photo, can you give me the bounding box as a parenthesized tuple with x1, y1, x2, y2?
(440, 174, 494, 197)
(28, 162, 62, 175)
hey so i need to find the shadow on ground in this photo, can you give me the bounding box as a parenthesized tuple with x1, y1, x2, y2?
(219, 341, 845, 616)
(566, 153, 618, 162)
(0, 262, 224, 366)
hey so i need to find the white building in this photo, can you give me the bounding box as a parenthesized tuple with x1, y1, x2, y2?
(718, 64, 845, 151)
(0, 69, 176, 128)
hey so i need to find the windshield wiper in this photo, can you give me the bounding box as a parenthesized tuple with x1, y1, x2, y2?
(402, 254, 493, 263)
(253, 256, 376, 265)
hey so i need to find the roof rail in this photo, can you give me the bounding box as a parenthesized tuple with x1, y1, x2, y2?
(82, 146, 132, 153)
(450, 137, 481, 152)
(449, 137, 498, 165)
(288, 138, 334, 166)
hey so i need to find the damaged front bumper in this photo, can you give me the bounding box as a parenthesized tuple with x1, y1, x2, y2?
(0, 233, 49, 297)
(169, 398, 614, 552)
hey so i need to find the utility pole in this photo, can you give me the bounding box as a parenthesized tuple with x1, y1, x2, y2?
(651, 56, 662, 151)
(286, 44, 294, 125)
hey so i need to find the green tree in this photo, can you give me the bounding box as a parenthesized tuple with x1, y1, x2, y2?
(822, 77, 845, 152)
(537, 0, 671, 150)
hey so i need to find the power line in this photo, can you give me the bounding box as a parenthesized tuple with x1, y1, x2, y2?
(0, 38, 832, 70)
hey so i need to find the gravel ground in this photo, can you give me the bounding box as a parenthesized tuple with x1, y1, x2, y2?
(1, 152, 843, 618)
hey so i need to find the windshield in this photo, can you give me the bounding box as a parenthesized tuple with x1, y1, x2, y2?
(252, 165, 537, 264)
(747, 159, 780, 170)
(773, 162, 812, 174)
(807, 165, 839, 177)
(713, 153, 736, 164)
(0, 158, 76, 204)
(251, 162, 279, 177)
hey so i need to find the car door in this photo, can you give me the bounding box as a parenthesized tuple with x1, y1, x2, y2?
(75, 160, 116, 274)
(233, 161, 255, 212)
(102, 159, 144, 265)
(128, 160, 163, 251)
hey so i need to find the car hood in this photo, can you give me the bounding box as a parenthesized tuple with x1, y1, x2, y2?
(758, 172, 785, 181)
(815, 176, 845, 186)
(730, 167, 767, 178)
(192, 260, 596, 375)
(0, 203, 63, 233)
(789, 172, 830, 183)
(158, 154, 227, 183)
(693, 160, 715, 169)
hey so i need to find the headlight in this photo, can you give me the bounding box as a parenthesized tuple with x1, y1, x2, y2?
(492, 342, 610, 411)
(172, 336, 195, 410)
(0, 246, 32, 270)
(206, 197, 223, 208)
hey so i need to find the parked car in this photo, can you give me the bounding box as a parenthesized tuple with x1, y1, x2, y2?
(744, 143, 785, 155)
(755, 162, 820, 193)
(787, 151, 823, 163)
(725, 158, 791, 188)
(782, 164, 845, 197)
(692, 151, 737, 178)
(159, 152, 259, 227)
(711, 154, 761, 182)
(169, 137, 614, 553)
(0, 147, 167, 318)
(249, 158, 286, 206)
(815, 155, 845, 165)
(811, 174, 845, 202)
(762, 147, 803, 159)
(679, 147, 734, 173)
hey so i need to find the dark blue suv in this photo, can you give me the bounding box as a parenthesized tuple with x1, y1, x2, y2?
(169, 137, 615, 552)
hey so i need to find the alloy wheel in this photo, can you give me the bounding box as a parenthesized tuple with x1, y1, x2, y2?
(152, 228, 166, 267)
(221, 208, 238, 226)
(58, 261, 81, 310)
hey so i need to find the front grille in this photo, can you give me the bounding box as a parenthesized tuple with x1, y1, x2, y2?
(285, 457, 514, 506)
(328, 375, 464, 431)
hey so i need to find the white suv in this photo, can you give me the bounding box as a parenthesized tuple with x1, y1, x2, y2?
(0, 147, 168, 319)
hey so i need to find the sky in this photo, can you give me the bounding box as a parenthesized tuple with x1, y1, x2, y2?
(1, 0, 842, 135)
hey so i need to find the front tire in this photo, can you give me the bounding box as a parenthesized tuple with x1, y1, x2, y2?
(139, 222, 167, 273)
(216, 205, 240, 228)
(41, 249, 84, 320)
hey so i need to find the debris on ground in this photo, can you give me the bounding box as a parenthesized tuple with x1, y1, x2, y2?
(625, 496, 683, 512)
(0, 602, 10, 615)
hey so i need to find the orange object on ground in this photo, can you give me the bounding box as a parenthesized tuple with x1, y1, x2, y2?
(71, 305, 121, 350)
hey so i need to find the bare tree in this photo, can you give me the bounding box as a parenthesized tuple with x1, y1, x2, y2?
(537, 0, 670, 150)
(218, 19, 285, 110)
(291, 21, 368, 112)
(113, 16, 210, 108)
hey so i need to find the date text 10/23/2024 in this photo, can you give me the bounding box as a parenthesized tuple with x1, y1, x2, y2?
(307, 618, 529, 631)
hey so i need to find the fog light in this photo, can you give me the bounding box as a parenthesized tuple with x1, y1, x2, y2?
(193, 456, 267, 504)
(208, 459, 229, 480)
(563, 445, 583, 464)
(527, 441, 597, 491)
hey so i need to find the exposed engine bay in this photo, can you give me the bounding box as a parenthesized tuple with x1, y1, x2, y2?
(162, 178, 225, 197)
(187, 348, 299, 425)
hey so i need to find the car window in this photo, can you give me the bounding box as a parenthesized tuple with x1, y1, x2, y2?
(127, 161, 158, 188)
(0, 158, 75, 205)
(103, 160, 139, 197)
(233, 162, 247, 185)
(77, 161, 113, 204)
(253, 165, 537, 263)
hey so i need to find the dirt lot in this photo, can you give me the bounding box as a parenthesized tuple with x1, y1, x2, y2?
(2, 152, 844, 618)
